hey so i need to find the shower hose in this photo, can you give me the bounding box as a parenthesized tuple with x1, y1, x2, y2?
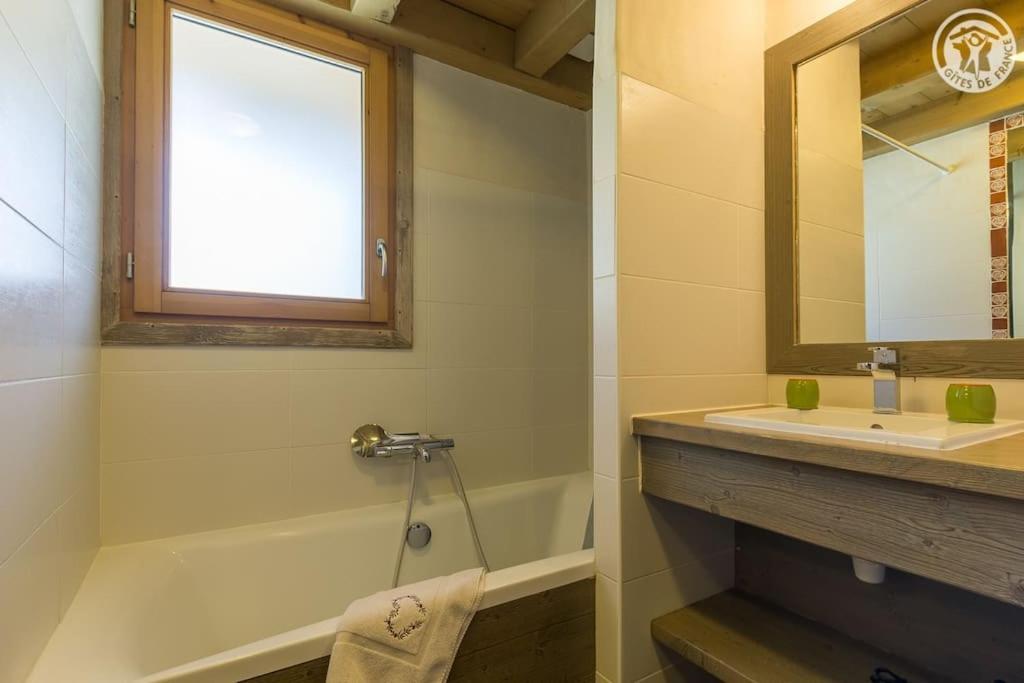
(392, 449, 490, 588)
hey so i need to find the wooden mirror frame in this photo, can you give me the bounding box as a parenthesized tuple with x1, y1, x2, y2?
(766, 0, 1024, 378)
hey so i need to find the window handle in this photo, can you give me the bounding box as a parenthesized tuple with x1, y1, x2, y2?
(376, 238, 388, 278)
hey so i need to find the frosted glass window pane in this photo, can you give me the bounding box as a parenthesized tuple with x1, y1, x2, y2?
(168, 13, 365, 300)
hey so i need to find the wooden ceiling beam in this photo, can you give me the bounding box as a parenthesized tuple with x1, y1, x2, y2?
(266, 0, 592, 108)
(860, 0, 1024, 101)
(514, 0, 594, 77)
(863, 69, 1024, 157)
(349, 0, 401, 23)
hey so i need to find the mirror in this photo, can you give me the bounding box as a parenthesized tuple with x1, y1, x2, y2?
(795, 0, 1024, 344)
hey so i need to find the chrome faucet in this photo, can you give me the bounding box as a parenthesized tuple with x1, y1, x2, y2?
(856, 346, 901, 414)
(350, 424, 455, 463)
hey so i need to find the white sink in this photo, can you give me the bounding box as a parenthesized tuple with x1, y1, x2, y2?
(705, 406, 1024, 450)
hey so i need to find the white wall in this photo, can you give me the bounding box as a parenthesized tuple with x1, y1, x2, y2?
(0, 0, 104, 679)
(864, 123, 990, 341)
(99, 56, 591, 544)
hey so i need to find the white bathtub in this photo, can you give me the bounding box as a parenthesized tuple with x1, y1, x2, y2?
(29, 472, 594, 682)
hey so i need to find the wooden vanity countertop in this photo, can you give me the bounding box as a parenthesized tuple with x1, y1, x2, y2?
(633, 408, 1024, 502)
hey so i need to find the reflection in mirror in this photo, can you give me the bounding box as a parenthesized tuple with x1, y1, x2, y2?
(796, 0, 1024, 344)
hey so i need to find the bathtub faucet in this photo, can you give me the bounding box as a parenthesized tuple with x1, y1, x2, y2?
(351, 424, 455, 463)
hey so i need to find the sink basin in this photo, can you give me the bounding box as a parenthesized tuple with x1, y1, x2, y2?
(705, 406, 1024, 450)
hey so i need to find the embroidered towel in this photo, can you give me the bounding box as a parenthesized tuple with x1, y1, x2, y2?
(325, 567, 485, 683)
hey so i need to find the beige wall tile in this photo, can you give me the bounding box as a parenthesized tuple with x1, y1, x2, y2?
(289, 443, 449, 519)
(290, 368, 427, 447)
(620, 477, 734, 582)
(618, 0, 764, 129)
(428, 302, 531, 369)
(101, 371, 291, 462)
(798, 148, 864, 236)
(533, 368, 588, 427)
(62, 254, 100, 376)
(0, 202, 62, 382)
(799, 297, 867, 344)
(0, 379, 62, 563)
(444, 428, 533, 490)
(533, 306, 588, 370)
(799, 221, 866, 304)
(0, 515, 60, 683)
(0, 11, 65, 241)
(737, 207, 765, 292)
(289, 307, 427, 371)
(103, 346, 292, 372)
(101, 450, 292, 544)
(619, 276, 751, 377)
(428, 218, 532, 307)
(620, 76, 763, 210)
(532, 422, 588, 478)
(620, 551, 734, 681)
(427, 368, 532, 434)
(618, 175, 740, 287)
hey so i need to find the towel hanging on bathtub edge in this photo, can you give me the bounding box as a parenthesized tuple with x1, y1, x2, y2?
(325, 567, 485, 683)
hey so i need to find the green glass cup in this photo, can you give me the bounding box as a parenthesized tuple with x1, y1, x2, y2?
(945, 384, 996, 424)
(786, 379, 819, 411)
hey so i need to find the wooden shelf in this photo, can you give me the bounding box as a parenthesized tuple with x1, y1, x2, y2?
(651, 590, 950, 683)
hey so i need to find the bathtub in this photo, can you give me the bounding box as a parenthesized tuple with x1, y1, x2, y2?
(29, 472, 594, 682)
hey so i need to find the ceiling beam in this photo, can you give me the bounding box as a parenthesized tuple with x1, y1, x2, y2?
(863, 69, 1024, 157)
(860, 0, 1024, 101)
(266, 0, 592, 108)
(515, 0, 595, 77)
(349, 0, 401, 23)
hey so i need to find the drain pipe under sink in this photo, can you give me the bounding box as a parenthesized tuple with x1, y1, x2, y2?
(852, 557, 887, 584)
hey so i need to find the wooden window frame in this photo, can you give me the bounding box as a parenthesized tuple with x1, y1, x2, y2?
(102, 0, 413, 347)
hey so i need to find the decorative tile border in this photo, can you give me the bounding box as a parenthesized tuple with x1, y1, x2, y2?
(988, 114, 1022, 339)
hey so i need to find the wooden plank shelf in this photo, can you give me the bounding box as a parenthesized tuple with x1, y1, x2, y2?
(651, 590, 951, 683)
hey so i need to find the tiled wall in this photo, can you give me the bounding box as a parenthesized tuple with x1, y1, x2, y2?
(797, 41, 866, 343)
(99, 56, 591, 544)
(592, 1, 768, 680)
(0, 0, 104, 679)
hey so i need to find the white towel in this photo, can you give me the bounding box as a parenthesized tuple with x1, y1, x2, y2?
(325, 567, 485, 683)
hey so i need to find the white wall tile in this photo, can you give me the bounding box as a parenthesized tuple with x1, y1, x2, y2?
(0, 515, 60, 683)
(0, 379, 62, 563)
(0, 0, 71, 115)
(62, 254, 100, 376)
(63, 130, 102, 274)
(0, 201, 62, 382)
(0, 16, 65, 242)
